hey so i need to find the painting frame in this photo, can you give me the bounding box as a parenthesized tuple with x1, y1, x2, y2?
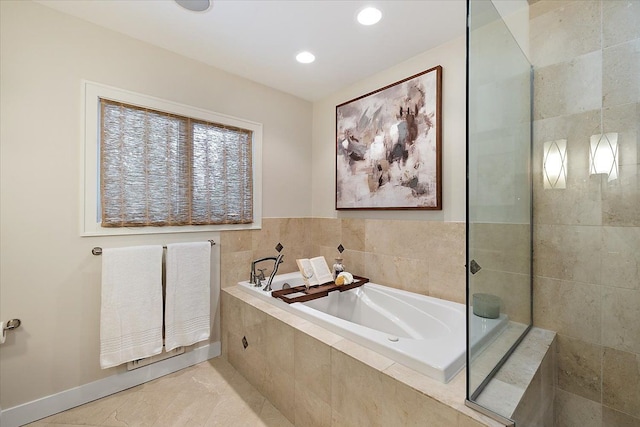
(335, 65, 442, 210)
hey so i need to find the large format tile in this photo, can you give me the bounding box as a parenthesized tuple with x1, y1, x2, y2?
(602, 406, 640, 427)
(602, 287, 640, 353)
(530, 0, 601, 68)
(533, 50, 602, 120)
(603, 39, 640, 108)
(533, 277, 601, 344)
(294, 330, 332, 404)
(602, 347, 640, 418)
(534, 224, 603, 284)
(28, 358, 293, 427)
(555, 388, 602, 427)
(600, 104, 640, 227)
(601, 226, 640, 290)
(556, 335, 602, 402)
(603, 0, 640, 47)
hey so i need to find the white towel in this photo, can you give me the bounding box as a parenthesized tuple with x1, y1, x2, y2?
(100, 245, 164, 369)
(165, 242, 211, 351)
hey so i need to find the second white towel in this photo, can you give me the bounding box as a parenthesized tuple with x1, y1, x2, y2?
(165, 242, 211, 351)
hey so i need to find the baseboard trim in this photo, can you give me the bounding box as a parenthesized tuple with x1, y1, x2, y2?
(1, 342, 220, 427)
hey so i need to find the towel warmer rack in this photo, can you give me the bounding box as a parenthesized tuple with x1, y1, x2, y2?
(91, 240, 216, 255)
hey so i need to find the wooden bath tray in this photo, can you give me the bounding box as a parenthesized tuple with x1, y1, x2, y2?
(271, 276, 369, 304)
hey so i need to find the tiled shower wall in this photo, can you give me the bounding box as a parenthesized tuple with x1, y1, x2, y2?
(220, 218, 466, 304)
(529, 1, 640, 425)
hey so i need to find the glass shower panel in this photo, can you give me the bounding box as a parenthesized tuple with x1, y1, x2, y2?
(466, 0, 532, 409)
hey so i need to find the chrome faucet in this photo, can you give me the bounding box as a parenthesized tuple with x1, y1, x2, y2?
(250, 254, 284, 291)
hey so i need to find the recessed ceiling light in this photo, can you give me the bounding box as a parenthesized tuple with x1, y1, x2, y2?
(296, 51, 316, 64)
(175, 0, 212, 12)
(357, 7, 382, 26)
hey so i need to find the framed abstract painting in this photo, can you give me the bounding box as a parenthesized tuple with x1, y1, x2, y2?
(336, 65, 442, 210)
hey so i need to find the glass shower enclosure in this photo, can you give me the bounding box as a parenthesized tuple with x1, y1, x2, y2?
(466, 0, 532, 422)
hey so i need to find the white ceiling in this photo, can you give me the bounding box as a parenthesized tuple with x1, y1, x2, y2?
(36, 0, 467, 101)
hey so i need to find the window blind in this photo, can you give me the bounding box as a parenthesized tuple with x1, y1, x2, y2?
(99, 99, 253, 227)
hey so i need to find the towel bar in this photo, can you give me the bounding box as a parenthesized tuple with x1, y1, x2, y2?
(2, 319, 21, 331)
(92, 240, 216, 255)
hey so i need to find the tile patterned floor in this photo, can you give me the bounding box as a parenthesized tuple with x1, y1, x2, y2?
(26, 357, 294, 427)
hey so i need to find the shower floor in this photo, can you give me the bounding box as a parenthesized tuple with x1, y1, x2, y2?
(25, 357, 292, 427)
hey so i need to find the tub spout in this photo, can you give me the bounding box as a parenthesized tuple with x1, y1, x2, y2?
(263, 254, 284, 292)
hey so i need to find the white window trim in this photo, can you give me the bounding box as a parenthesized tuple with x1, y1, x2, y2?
(81, 80, 262, 236)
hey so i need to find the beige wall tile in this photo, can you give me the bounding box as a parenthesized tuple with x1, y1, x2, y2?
(279, 217, 311, 250)
(555, 388, 603, 427)
(512, 369, 542, 426)
(262, 368, 295, 423)
(603, 103, 639, 168)
(294, 382, 331, 427)
(533, 50, 602, 120)
(220, 229, 252, 253)
(602, 347, 640, 418)
(330, 347, 390, 427)
(251, 218, 282, 256)
(341, 249, 365, 277)
(364, 252, 429, 295)
(533, 277, 601, 344)
(311, 218, 341, 248)
(529, 0, 590, 21)
(341, 218, 365, 252)
(557, 335, 602, 402)
(602, 288, 640, 354)
(471, 223, 530, 274)
(534, 224, 603, 283)
(265, 317, 295, 376)
(397, 380, 460, 427)
(603, 0, 640, 47)
(601, 226, 640, 290)
(530, 0, 601, 68)
(602, 406, 640, 427)
(365, 219, 427, 259)
(428, 261, 466, 304)
(603, 39, 640, 108)
(221, 250, 253, 288)
(602, 103, 639, 228)
(294, 330, 332, 403)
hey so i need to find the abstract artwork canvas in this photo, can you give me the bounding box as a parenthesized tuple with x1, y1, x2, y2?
(336, 66, 442, 210)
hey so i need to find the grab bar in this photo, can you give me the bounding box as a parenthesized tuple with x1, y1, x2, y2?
(92, 240, 215, 255)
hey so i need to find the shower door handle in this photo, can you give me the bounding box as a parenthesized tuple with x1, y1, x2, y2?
(470, 259, 482, 275)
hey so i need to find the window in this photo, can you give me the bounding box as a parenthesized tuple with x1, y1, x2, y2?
(82, 81, 262, 236)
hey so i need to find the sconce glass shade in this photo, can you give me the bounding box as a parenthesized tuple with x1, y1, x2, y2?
(590, 133, 618, 182)
(543, 139, 567, 189)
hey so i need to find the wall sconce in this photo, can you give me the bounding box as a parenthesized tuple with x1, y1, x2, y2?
(590, 133, 618, 182)
(543, 139, 567, 189)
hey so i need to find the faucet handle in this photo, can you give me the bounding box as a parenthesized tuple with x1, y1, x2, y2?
(257, 268, 267, 280)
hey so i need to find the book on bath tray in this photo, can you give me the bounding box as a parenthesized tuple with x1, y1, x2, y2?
(295, 256, 334, 287)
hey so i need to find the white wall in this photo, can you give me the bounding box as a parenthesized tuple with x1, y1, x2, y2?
(311, 36, 467, 222)
(0, 0, 312, 409)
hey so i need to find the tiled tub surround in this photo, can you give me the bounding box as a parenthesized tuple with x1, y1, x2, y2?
(238, 272, 508, 384)
(530, 1, 640, 425)
(475, 328, 556, 427)
(221, 285, 504, 427)
(222, 217, 466, 302)
(222, 218, 528, 324)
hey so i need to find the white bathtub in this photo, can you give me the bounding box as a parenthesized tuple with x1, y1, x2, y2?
(237, 272, 507, 383)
